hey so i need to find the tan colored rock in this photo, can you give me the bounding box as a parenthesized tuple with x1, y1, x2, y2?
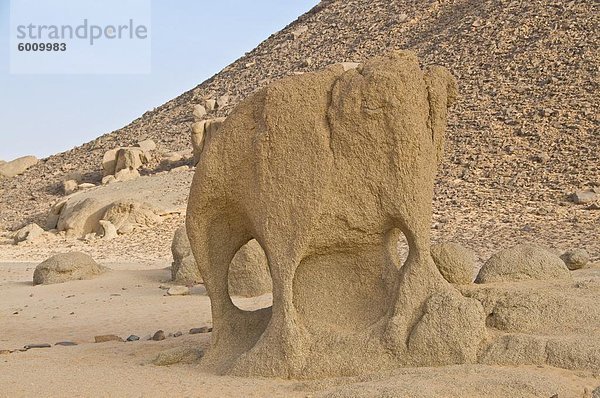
(101, 175, 117, 185)
(193, 104, 206, 120)
(101, 200, 161, 234)
(99, 220, 118, 240)
(0, 156, 38, 178)
(94, 334, 123, 343)
(167, 286, 190, 296)
(114, 168, 140, 182)
(205, 99, 216, 112)
(408, 290, 486, 365)
(561, 249, 589, 270)
(228, 239, 271, 297)
(216, 94, 230, 109)
(33, 252, 107, 285)
(186, 51, 463, 377)
(78, 183, 95, 189)
(56, 197, 108, 237)
(152, 347, 203, 366)
(430, 242, 476, 284)
(171, 225, 202, 284)
(13, 223, 44, 244)
(0, 160, 5, 166)
(62, 179, 78, 195)
(115, 148, 144, 173)
(137, 139, 157, 153)
(475, 244, 571, 283)
(102, 149, 119, 176)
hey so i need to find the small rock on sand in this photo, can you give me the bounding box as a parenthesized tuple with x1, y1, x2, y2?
(167, 286, 190, 296)
(152, 330, 166, 341)
(152, 347, 204, 366)
(24, 343, 51, 350)
(55, 341, 77, 346)
(95, 335, 123, 343)
(561, 249, 590, 270)
(189, 327, 211, 334)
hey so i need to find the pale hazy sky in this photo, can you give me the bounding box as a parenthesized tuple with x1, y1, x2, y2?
(0, 0, 318, 161)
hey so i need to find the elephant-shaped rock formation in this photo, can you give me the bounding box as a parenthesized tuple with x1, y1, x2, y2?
(186, 51, 486, 378)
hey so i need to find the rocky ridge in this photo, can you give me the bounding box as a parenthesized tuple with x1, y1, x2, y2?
(0, 0, 598, 261)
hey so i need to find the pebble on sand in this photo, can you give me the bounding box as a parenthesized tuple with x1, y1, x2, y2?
(126, 335, 140, 342)
(189, 327, 212, 334)
(55, 341, 77, 346)
(24, 343, 51, 350)
(152, 330, 166, 341)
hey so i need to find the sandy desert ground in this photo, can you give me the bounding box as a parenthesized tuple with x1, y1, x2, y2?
(1, 253, 599, 397)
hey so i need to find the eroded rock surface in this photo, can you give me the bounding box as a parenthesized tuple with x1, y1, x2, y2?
(186, 51, 467, 378)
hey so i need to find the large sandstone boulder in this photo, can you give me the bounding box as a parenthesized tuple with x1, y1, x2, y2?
(475, 244, 571, 283)
(171, 225, 202, 284)
(0, 156, 38, 178)
(430, 242, 476, 284)
(33, 252, 107, 285)
(56, 197, 107, 237)
(560, 248, 589, 270)
(101, 200, 161, 234)
(186, 51, 466, 378)
(13, 223, 45, 244)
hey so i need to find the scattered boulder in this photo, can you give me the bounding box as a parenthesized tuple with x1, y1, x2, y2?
(99, 220, 118, 240)
(171, 226, 202, 284)
(0, 156, 38, 178)
(62, 179, 79, 195)
(152, 347, 203, 366)
(56, 197, 107, 237)
(126, 335, 140, 342)
(13, 223, 44, 244)
(95, 334, 123, 343)
(193, 104, 206, 120)
(115, 147, 144, 173)
(205, 98, 216, 112)
(475, 244, 571, 283)
(228, 239, 272, 297)
(216, 94, 230, 109)
(102, 149, 119, 176)
(570, 190, 597, 204)
(430, 242, 476, 284)
(408, 290, 486, 365)
(33, 252, 108, 285)
(114, 168, 140, 182)
(137, 139, 157, 152)
(560, 249, 589, 270)
(167, 286, 190, 296)
(101, 200, 161, 234)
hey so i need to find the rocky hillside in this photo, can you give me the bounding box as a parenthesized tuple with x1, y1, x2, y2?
(1, 0, 598, 259)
